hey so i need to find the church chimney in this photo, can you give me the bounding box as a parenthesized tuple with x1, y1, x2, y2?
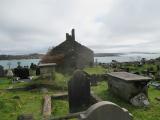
(66, 33, 70, 40)
(71, 29, 75, 41)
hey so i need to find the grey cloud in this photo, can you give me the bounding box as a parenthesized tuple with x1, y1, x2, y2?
(0, 0, 160, 54)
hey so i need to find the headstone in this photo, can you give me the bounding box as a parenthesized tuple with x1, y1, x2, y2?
(14, 67, 30, 79)
(68, 70, 90, 113)
(43, 95, 51, 118)
(0, 65, 4, 77)
(79, 101, 133, 120)
(107, 72, 151, 103)
(36, 67, 40, 76)
(38, 63, 56, 80)
(6, 69, 14, 78)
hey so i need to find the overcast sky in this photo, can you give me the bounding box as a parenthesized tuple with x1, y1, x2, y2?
(0, 0, 160, 54)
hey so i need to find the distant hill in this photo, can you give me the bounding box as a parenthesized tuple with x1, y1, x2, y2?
(0, 53, 44, 60)
(94, 53, 123, 57)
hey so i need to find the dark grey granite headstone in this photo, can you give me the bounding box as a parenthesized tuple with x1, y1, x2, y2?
(0, 65, 4, 77)
(14, 67, 30, 79)
(68, 70, 90, 113)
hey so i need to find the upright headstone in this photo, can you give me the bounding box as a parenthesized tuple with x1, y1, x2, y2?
(68, 70, 90, 113)
(36, 67, 40, 76)
(14, 67, 30, 79)
(79, 101, 133, 120)
(6, 69, 14, 78)
(0, 65, 4, 77)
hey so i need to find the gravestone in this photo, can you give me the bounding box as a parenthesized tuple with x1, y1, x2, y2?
(0, 65, 4, 77)
(36, 67, 40, 76)
(38, 63, 56, 80)
(79, 101, 133, 120)
(6, 69, 14, 78)
(43, 95, 51, 118)
(14, 67, 30, 79)
(68, 70, 90, 113)
(107, 72, 151, 105)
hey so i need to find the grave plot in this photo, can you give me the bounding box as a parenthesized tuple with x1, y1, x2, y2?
(38, 63, 56, 81)
(107, 72, 151, 106)
(49, 70, 132, 120)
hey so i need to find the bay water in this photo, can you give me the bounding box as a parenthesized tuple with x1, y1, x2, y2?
(0, 53, 160, 69)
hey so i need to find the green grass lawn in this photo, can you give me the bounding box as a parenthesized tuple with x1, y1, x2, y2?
(0, 72, 70, 120)
(0, 65, 160, 120)
(84, 66, 106, 74)
(0, 90, 43, 120)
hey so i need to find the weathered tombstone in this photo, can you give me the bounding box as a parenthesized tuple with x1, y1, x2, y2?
(14, 67, 30, 79)
(38, 63, 56, 80)
(36, 67, 40, 76)
(6, 69, 14, 78)
(68, 70, 90, 113)
(43, 95, 51, 119)
(0, 65, 4, 77)
(107, 72, 151, 106)
(30, 63, 37, 70)
(79, 101, 133, 120)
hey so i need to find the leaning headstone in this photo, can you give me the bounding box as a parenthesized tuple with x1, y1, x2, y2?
(0, 65, 4, 77)
(17, 114, 34, 120)
(68, 70, 90, 113)
(79, 101, 133, 120)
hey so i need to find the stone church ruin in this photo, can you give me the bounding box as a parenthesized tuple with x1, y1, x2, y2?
(41, 29, 94, 73)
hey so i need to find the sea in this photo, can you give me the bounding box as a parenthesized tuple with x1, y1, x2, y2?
(0, 53, 160, 69)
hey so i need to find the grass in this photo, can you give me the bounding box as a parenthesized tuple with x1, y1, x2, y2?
(0, 72, 70, 120)
(0, 65, 160, 119)
(0, 90, 43, 120)
(52, 100, 69, 116)
(84, 66, 106, 74)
